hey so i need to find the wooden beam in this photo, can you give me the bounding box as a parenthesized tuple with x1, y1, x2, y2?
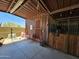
(23, 3, 37, 14)
(39, 0, 50, 14)
(28, 1, 37, 10)
(20, 6, 36, 16)
(50, 4, 79, 15)
(1, 0, 9, 4)
(56, 16, 79, 20)
(25, 3, 36, 11)
(7, 0, 15, 12)
(0, 0, 9, 4)
(18, 10, 34, 19)
(10, 0, 25, 13)
(14, 5, 36, 19)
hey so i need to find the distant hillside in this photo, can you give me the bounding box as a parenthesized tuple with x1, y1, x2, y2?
(2, 22, 23, 28)
(0, 27, 25, 38)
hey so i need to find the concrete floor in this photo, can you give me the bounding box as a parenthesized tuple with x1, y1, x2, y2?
(0, 39, 78, 59)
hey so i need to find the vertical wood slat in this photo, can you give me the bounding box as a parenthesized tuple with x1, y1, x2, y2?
(52, 0, 58, 10)
(68, 35, 77, 55)
(76, 36, 79, 56)
(57, 0, 64, 9)
(55, 34, 67, 51)
(61, 34, 69, 52)
(71, 0, 79, 6)
(48, 33, 54, 47)
(48, 33, 69, 52)
(48, 33, 79, 56)
(63, 0, 71, 7)
(35, 20, 41, 40)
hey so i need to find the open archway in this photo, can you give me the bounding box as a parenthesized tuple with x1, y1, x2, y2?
(0, 11, 27, 44)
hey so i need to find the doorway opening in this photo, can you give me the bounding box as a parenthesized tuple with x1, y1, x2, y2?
(0, 11, 26, 45)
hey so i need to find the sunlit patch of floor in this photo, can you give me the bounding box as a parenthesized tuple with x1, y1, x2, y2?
(3, 37, 26, 44)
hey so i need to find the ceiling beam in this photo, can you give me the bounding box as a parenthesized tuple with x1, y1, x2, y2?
(23, 6, 37, 15)
(25, 3, 36, 11)
(1, 0, 9, 4)
(7, 0, 16, 12)
(23, 5, 37, 14)
(50, 4, 79, 15)
(39, 0, 51, 14)
(28, 1, 37, 10)
(0, 0, 9, 4)
(10, 0, 25, 13)
(17, 9, 34, 19)
(20, 6, 36, 16)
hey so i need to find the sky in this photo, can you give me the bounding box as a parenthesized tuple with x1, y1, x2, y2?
(0, 12, 25, 27)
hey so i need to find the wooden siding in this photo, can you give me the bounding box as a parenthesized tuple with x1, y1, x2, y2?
(48, 32, 79, 57)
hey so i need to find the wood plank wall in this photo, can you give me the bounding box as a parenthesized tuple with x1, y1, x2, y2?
(48, 32, 79, 57)
(34, 13, 48, 41)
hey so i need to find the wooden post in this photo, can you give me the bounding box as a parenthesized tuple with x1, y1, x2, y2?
(67, 19, 70, 53)
(11, 28, 13, 39)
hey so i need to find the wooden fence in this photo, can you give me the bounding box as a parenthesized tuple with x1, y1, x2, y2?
(48, 32, 79, 57)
